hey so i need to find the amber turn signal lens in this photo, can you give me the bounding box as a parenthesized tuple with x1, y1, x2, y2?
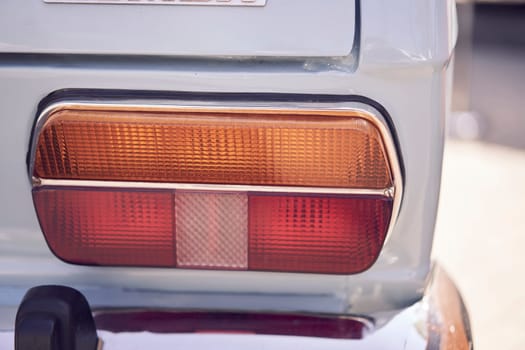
(34, 108, 392, 189)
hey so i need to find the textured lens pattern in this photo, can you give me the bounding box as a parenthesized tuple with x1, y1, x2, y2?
(32, 106, 397, 274)
(32, 188, 392, 274)
(33, 189, 175, 266)
(248, 195, 393, 274)
(175, 191, 248, 269)
(34, 109, 392, 189)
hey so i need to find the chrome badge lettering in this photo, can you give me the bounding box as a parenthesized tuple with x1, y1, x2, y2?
(44, 0, 267, 6)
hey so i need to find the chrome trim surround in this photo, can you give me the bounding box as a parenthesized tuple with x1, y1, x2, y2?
(29, 99, 403, 252)
(35, 179, 392, 197)
(44, 0, 267, 6)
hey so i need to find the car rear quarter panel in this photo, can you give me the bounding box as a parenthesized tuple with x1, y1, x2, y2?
(0, 0, 457, 329)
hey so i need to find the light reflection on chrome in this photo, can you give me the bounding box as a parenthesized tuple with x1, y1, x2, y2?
(44, 0, 268, 6)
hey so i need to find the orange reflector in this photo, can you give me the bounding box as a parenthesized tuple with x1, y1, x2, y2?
(34, 108, 392, 189)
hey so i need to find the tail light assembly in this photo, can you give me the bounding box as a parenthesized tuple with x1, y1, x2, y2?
(29, 98, 402, 274)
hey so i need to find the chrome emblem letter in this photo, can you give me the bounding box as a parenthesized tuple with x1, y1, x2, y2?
(44, 0, 267, 6)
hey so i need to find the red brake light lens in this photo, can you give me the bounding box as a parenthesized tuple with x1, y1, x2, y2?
(248, 195, 392, 274)
(33, 188, 175, 266)
(30, 102, 401, 275)
(33, 188, 392, 273)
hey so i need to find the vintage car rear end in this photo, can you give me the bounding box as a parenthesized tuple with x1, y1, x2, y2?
(0, 0, 471, 349)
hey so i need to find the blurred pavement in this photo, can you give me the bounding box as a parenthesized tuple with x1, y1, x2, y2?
(433, 140, 525, 350)
(452, 4, 525, 147)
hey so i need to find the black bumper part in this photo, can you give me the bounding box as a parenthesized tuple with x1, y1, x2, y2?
(15, 285, 98, 350)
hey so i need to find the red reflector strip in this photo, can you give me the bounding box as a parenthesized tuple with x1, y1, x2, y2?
(33, 188, 392, 274)
(248, 195, 392, 274)
(33, 188, 176, 266)
(94, 311, 368, 339)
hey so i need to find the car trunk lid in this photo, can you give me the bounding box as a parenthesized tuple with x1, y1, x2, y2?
(0, 0, 356, 58)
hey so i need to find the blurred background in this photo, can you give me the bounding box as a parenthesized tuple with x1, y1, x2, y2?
(433, 1, 525, 349)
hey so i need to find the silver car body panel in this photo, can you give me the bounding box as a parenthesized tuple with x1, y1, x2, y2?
(1, 304, 427, 350)
(0, 0, 354, 57)
(0, 266, 472, 349)
(0, 0, 458, 333)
